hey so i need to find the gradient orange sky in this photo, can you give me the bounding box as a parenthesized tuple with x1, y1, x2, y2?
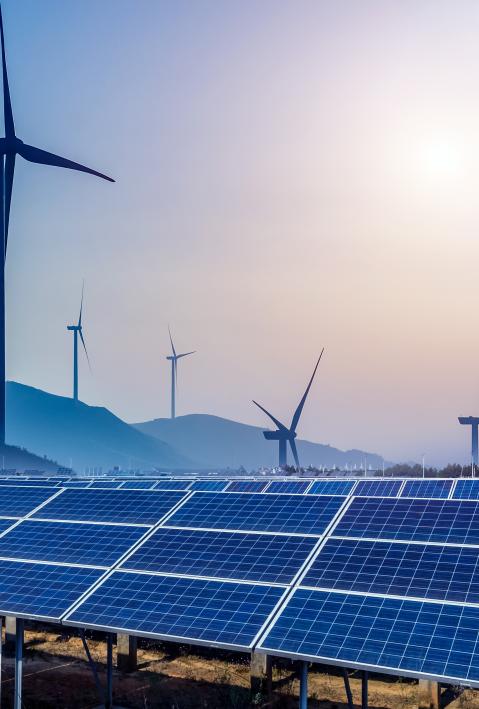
(4, 0, 479, 465)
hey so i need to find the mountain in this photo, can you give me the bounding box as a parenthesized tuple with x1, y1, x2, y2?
(0, 443, 60, 474)
(134, 413, 388, 470)
(6, 382, 193, 473)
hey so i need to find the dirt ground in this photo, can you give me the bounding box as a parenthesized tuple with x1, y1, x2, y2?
(1, 627, 478, 709)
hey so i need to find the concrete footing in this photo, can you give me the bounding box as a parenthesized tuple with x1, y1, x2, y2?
(116, 634, 137, 673)
(418, 679, 441, 709)
(250, 652, 272, 698)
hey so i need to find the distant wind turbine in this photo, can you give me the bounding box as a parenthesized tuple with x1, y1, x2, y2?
(253, 350, 324, 469)
(67, 284, 91, 403)
(166, 327, 195, 419)
(0, 7, 114, 444)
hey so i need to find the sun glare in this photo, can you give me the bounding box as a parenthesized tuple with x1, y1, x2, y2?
(419, 138, 464, 179)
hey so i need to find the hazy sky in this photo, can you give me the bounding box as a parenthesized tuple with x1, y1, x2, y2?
(4, 0, 479, 466)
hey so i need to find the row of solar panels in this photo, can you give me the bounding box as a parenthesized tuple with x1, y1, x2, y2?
(0, 484, 479, 685)
(1, 476, 479, 499)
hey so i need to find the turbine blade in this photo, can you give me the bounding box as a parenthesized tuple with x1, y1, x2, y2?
(79, 329, 92, 371)
(78, 280, 84, 327)
(289, 438, 300, 469)
(168, 326, 176, 357)
(17, 144, 114, 182)
(290, 348, 324, 432)
(4, 151, 14, 253)
(252, 400, 288, 431)
(176, 350, 195, 359)
(0, 7, 14, 140)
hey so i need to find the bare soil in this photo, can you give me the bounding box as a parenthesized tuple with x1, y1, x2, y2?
(0, 628, 478, 709)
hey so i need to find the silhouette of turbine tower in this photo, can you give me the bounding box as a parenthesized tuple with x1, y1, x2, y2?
(459, 416, 479, 471)
(0, 6, 113, 444)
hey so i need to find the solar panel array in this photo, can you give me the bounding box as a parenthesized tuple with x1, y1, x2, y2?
(0, 477, 479, 687)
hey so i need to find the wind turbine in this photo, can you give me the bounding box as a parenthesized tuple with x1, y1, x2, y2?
(166, 327, 195, 419)
(0, 7, 113, 444)
(67, 284, 91, 403)
(253, 349, 324, 469)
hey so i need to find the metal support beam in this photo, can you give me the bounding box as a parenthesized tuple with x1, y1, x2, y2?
(117, 633, 137, 672)
(418, 679, 441, 709)
(250, 652, 272, 698)
(299, 661, 308, 709)
(80, 630, 104, 700)
(106, 633, 113, 709)
(361, 670, 369, 709)
(342, 668, 354, 709)
(14, 618, 23, 709)
(5, 615, 16, 656)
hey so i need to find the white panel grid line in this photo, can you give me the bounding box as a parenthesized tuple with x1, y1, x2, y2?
(328, 534, 479, 549)
(449, 478, 458, 499)
(159, 524, 323, 539)
(23, 487, 66, 518)
(294, 584, 479, 609)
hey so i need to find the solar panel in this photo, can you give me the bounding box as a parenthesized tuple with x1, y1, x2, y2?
(307, 481, 356, 496)
(266, 481, 310, 494)
(0, 559, 103, 620)
(166, 492, 345, 535)
(333, 497, 479, 544)
(188, 481, 228, 492)
(302, 537, 479, 603)
(453, 480, 479, 500)
(0, 479, 53, 487)
(226, 481, 269, 493)
(0, 518, 18, 535)
(57, 481, 90, 489)
(121, 527, 318, 584)
(258, 589, 479, 685)
(0, 520, 148, 567)
(120, 480, 158, 490)
(66, 571, 285, 649)
(401, 480, 453, 499)
(353, 480, 402, 497)
(0, 486, 59, 517)
(152, 480, 193, 491)
(32, 489, 186, 525)
(88, 481, 123, 489)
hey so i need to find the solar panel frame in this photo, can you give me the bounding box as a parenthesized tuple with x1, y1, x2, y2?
(257, 588, 479, 687)
(307, 480, 357, 496)
(120, 526, 320, 584)
(453, 479, 479, 500)
(165, 492, 347, 535)
(64, 570, 288, 651)
(265, 481, 311, 494)
(353, 480, 403, 497)
(188, 481, 229, 492)
(226, 481, 269, 493)
(401, 480, 453, 499)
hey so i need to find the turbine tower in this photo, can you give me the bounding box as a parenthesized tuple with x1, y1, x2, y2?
(253, 349, 324, 469)
(0, 7, 113, 444)
(67, 284, 90, 403)
(459, 416, 479, 473)
(166, 327, 195, 419)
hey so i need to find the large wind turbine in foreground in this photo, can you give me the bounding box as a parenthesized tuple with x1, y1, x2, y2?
(0, 7, 113, 443)
(67, 284, 91, 403)
(166, 327, 195, 419)
(253, 349, 324, 469)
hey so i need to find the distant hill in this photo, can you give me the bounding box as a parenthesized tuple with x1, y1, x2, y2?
(134, 413, 388, 470)
(6, 382, 193, 473)
(0, 443, 60, 474)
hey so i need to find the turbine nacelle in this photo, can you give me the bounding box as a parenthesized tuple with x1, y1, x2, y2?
(263, 430, 297, 441)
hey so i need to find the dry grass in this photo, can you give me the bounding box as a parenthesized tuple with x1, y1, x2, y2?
(0, 628, 478, 708)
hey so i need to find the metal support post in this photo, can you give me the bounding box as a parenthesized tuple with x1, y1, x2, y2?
(299, 660, 308, 709)
(14, 618, 23, 709)
(342, 668, 354, 709)
(362, 670, 369, 709)
(106, 633, 113, 709)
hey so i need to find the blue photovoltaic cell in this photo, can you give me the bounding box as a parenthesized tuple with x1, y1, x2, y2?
(266, 481, 310, 494)
(401, 480, 453, 499)
(57, 481, 89, 488)
(152, 480, 193, 491)
(0, 559, 102, 619)
(122, 527, 318, 583)
(259, 589, 479, 684)
(226, 481, 269, 493)
(453, 480, 479, 500)
(303, 537, 479, 603)
(188, 481, 228, 492)
(120, 480, 158, 490)
(333, 497, 479, 544)
(308, 481, 356, 496)
(0, 479, 52, 487)
(167, 492, 345, 534)
(88, 481, 123, 489)
(0, 520, 147, 566)
(0, 486, 58, 517)
(32, 488, 186, 525)
(353, 480, 402, 497)
(67, 571, 285, 648)
(0, 518, 17, 535)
